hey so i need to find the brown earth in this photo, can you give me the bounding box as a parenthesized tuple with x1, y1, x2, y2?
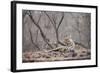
(22, 44, 91, 63)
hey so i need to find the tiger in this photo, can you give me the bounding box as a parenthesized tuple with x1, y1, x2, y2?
(44, 35, 75, 53)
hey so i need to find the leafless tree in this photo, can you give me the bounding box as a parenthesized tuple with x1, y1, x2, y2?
(35, 30, 39, 44)
(23, 10, 90, 50)
(44, 12, 65, 47)
(28, 11, 54, 49)
(28, 25, 41, 50)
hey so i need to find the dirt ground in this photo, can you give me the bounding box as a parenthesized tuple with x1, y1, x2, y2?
(22, 44, 91, 63)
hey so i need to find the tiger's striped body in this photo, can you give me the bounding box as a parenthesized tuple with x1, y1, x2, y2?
(45, 35, 75, 53)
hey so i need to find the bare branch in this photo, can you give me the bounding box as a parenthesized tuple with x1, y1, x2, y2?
(44, 11, 65, 47)
(35, 30, 39, 44)
(52, 15, 57, 28)
(37, 13, 42, 24)
(44, 12, 55, 26)
(28, 11, 53, 49)
(57, 13, 64, 30)
(28, 26, 40, 50)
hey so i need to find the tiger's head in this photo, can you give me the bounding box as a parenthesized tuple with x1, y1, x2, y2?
(63, 35, 74, 46)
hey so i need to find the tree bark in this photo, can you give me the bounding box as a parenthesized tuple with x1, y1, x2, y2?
(44, 12, 64, 46)
(28, 26, 41, 50)
(28, 12, 53, 49)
